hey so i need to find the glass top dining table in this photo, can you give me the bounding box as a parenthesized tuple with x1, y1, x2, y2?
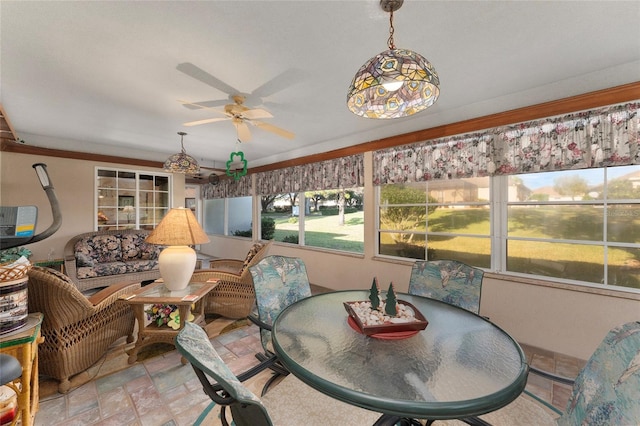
(271, 290, 529, 421)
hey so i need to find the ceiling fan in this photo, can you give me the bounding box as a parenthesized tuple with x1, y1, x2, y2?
(177, 62, 298, 143)
(181, 95, 294, 143)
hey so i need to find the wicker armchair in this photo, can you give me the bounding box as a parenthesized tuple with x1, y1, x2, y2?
(191, 241, 272, 319)
(27, 266, 140, 393)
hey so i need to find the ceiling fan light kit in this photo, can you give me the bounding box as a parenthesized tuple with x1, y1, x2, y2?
(163, 131, 200, 175)
(347, 0, 440, 119)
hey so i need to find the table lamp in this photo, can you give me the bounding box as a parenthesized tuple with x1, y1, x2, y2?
(122, 205, 135, 223)
(145, 207, 210, 291)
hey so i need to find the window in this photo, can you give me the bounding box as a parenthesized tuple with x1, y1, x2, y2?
(377, 166, 640, 290)
(378, 178, 490, 267)
(96, 168, 170, 230)
(260, 188, 365, 253)
(203, 196, 253, 238)
(505, 165, 640, 289)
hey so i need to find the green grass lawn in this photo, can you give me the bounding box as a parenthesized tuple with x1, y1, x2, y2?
(264, 211, 364, 252)
(262, 206, 639, 288)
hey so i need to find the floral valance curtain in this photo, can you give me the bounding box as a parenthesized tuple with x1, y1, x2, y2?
(255, 154, 364, 195)
(201, 174, 251, 199)
(373, 102, 639, 185)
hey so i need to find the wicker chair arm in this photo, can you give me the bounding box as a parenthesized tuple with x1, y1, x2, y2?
(88, 281, 141, 306)
(208, 259, 243, 272)
(63, 236, 80, 284)
(192, 269, 245, 282)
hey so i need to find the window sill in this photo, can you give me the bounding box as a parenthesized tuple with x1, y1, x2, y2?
(485, 272, 640, 301)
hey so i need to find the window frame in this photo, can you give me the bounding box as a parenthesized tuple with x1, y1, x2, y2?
(95, 167, 172, 231)
(375, 166, 640, 292)
(258, 188, 365, 254)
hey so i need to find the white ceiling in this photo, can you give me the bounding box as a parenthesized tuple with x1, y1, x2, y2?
(2, 1, 639, 171)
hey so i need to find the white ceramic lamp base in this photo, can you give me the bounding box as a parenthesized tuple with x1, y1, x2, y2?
(158, 245, 196, 291)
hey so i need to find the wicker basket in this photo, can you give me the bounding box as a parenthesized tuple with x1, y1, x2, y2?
(0, 262, 32, 282)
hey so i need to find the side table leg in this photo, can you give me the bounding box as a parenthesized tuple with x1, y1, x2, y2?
(128, 304, 147, 364)
(178, 305, 190, 365)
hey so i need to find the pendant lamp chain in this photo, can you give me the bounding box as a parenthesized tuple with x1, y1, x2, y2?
(346, 0, 440, 119)
(179, 132, 187, 153)
(387, 9, 395, 49)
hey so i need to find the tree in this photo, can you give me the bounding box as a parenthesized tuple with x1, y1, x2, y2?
(261, 195, 277, 212)
(286, 193, 298, 210)
(304, 191, 327, 212)
(607, 179, 640, 199)
(344, 189, 363, 208)
(337, 190, 345, 225)
(554, 175, 588, 200)
(379, 184, 437, 243)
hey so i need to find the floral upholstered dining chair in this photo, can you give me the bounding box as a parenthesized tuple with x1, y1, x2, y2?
(465, 321, 640, 426)
(175, 322, 385, 426)
(409, 260, 484, 314)
(248, 255, 312, 394)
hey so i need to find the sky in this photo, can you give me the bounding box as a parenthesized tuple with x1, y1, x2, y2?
(518, 165, 638, 190)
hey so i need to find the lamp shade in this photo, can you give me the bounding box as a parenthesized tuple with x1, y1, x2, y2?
(347, 48, 440, 119)
(163, 131, 200, 175)
(146, 207, 209, 246)
(163, 152, 200, 175)
(146, 208, 209, 291)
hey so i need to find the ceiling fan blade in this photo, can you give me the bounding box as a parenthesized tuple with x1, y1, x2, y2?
(234, 121, 252, 143)
(183, 117, 229, 127)
(178, 99, 229, 114)
(242, 108, 273, 120)
(176, 62, 240, 96)
(252, 121, 295, 140)
(180, 99, 229, 110)
(251, 68, 306, 99)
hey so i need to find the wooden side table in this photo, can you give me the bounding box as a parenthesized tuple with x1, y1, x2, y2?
(119, 281, 218, 364)
(0, 313, 44, 426)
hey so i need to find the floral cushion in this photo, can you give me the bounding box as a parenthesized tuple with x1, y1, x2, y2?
(74, 232, 160, 279)
(123, 259, 158, 274)
(77, 262, 127, 279)
(75, 234, 122, 264)
(239, 243, 264, 274)
(121, 233, 160, 261)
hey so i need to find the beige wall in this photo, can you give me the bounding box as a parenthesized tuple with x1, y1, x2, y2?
(0, 151, 184, 261)
(203, 235, 639, 361)
(2, 150, 639, 361)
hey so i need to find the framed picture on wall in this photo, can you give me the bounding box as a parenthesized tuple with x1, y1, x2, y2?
(118, 195, 135, 207)
(185, 198, 196, 212)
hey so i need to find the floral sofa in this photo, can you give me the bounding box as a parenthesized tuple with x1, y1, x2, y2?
(64, 229, 161, 292)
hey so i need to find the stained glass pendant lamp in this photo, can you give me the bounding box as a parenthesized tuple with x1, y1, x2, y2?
(164, 131, 200, 174)
(347, 0, 440, 119)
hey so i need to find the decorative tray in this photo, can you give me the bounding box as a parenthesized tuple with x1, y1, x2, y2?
(343, 300, 428, 336)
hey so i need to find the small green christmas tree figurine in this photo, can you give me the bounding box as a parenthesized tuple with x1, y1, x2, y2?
(385, 282, 398, 316)
(369, 277, 380, 310)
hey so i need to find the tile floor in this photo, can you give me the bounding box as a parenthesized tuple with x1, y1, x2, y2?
(34, 319, 586, 426)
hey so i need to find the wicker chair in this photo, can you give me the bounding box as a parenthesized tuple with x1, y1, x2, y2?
(191, 241, 272, 319)
(27, 266, 140, 393)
